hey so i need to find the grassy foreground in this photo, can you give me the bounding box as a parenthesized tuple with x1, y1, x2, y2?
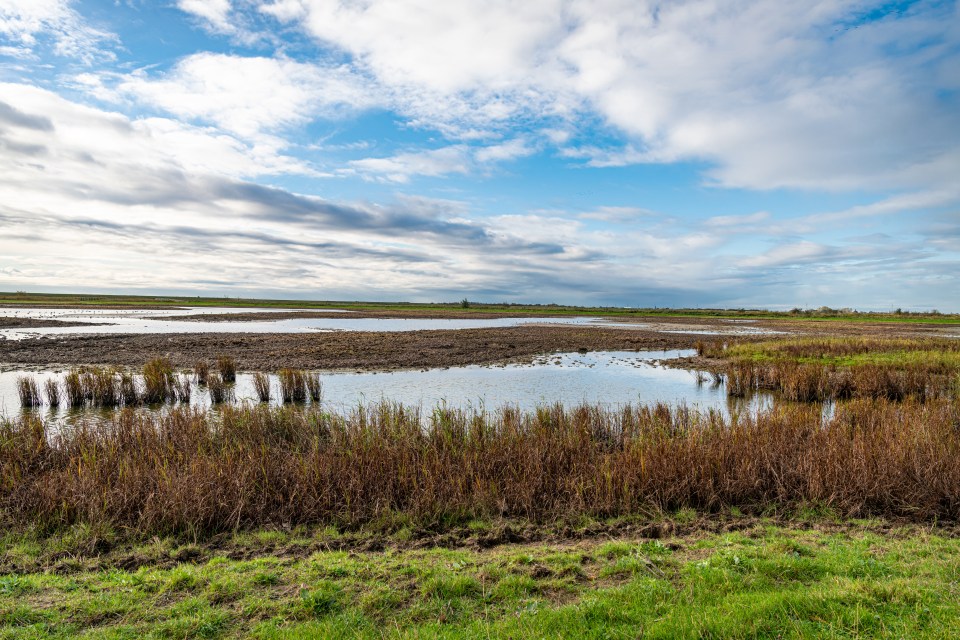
(1, 521, 958, 638)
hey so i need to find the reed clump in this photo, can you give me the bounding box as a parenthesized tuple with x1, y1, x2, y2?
(142, 358, 175, 404)
(725, 361, 948, 402)
(278, 369, 307, 403)
(16, 377, 41, 408)
(44, 379, 61, 407)
(1, 398, 957, 538)
(253, 373, 271, 403)
(81, 368, 121, 407)
(207, 374, 231, 404)
(306, 372, 322, 402)
(63, 369, 86, 407)
(194, 361, 210, 385)
(217, 356, 237, 383)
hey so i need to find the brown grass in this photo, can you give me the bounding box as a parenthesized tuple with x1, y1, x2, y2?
(64, 370, 84, 407)
(217, 356, 237, 383)
(306, 372, 322, 402)
(15, 377, 41, 408)
(725, 362, 953, 402)
(207, 374, 231, 404)
(43, 379, 61, 407)
(1, 398, 957, 537)
(252, 372, 270, 403)
(278, 369, 306, 403)
(194, 361, 210, 385)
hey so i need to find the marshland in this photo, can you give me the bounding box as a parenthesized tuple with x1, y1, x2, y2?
(1, 297, 960, 637)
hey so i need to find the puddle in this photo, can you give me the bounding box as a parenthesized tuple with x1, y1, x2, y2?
(0, 306, 606, 340)
(0, 350, 771, 421)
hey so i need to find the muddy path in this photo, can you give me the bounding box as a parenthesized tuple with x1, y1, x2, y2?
(0, 325, 704, 371)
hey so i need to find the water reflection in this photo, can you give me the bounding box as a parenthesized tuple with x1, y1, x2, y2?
(1, 350, 775, 423)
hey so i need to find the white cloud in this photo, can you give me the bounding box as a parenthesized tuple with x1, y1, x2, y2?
(0, 0, 114, 62)
(251, 0, 960, 193)
(348, 138, 535, 182)
(110, 53, 378, 141)
(348, 146, 472, 183)
(176, 0, 234, 33)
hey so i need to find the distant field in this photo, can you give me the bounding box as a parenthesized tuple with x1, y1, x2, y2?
(1, 291, 958, 324)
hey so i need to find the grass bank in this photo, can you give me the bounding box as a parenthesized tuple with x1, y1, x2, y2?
(0, 522, 958, 638)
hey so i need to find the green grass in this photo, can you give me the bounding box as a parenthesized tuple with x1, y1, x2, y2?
(724, 338, 960, 368)
(1, 524, 958, 638)
(2, 291, 958, 323)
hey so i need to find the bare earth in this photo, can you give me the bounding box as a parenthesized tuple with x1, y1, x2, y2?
(0, 317, 106, 330)
(0, 326, 701, 371)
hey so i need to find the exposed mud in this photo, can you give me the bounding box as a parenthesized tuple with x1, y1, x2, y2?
(0, 317, 107, 330)
(0, 325, 701, 371)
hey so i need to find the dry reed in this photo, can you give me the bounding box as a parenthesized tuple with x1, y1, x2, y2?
(253, 373, 271, 403)
(194, 361, 210, 385)
(278, 369, 306, 403)
(217, 356, 237, 383)
(142, 358, 175, 404)
(44, 379, 61, 407)
(64, 371, 84, 407)
(207, 374, 231, 404)
(15, 377, 41, 408)
(306, 372, 322, 402)
(1, 398, 957, 537)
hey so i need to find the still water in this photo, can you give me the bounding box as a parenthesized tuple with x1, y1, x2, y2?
(0, 307, 605, 340)
(0, 350, 770, 421)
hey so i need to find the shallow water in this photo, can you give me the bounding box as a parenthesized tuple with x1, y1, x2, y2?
(0, 306, 605, 340)
(0, 350, 771, 421)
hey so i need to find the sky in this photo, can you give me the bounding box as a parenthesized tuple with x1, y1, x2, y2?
(0, 0, 958, 310)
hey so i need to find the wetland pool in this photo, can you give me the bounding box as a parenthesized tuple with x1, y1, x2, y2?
(0, 306, 605, 340)
(0, 349, 771, 421)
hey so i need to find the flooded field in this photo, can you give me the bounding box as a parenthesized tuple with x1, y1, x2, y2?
(0, 307, 795, 341)
(0, 306, 606, 340)
(0, 349, 769, 420)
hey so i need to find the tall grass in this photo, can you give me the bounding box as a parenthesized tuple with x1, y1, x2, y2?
(64, 370, 84, 407)
(142, 358, 175, 404)
(1, 399, 957, 537)
(252, 373, 271, 403)
(218, 356, 237, 383)
(306, 372, 322, 402)
(207, 374, 231, 404)
(15, 377, 41, 408)
(44, 379, 61, 407)
(726, 362, 948, 402)
(194, 361, 210, 385)
(278, 369, 306, 403)
(81, 368, 120, 407)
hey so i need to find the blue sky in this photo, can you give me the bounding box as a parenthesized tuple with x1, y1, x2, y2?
(0, 0, 958, 310)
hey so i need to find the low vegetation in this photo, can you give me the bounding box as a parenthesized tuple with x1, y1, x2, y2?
(1, 398, 958, 539)
(217, 356, 237, 383)
(0, 522, 958, 638)
(698, 337, 960, 402)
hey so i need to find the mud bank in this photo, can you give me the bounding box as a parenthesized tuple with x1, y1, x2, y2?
(0, 325, 701, 371)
